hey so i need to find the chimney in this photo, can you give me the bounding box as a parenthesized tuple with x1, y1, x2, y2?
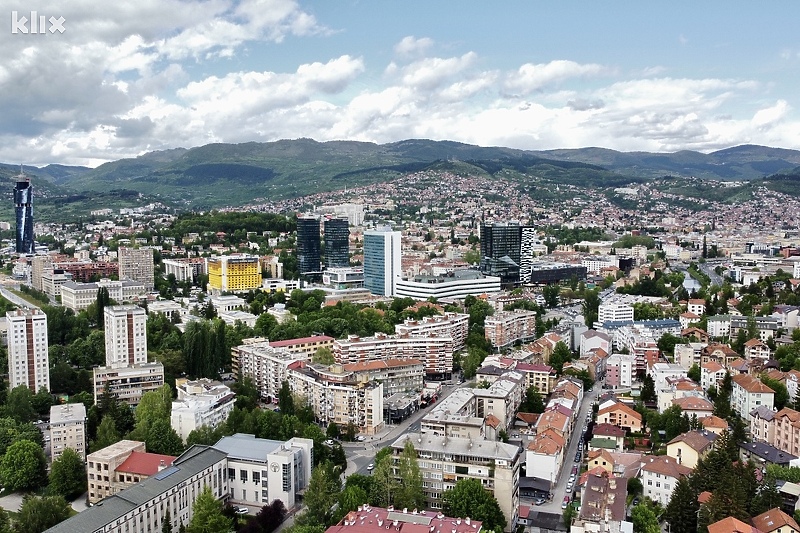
(158, 459, 166, 472)
(403, 509, 408, 514)
(465, 518, 471, 525)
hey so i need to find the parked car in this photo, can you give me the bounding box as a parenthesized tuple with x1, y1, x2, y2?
(357, 436, 366, 442)
(235, 507, 249, 515)
(367, 463, 374, 471)
(562, 496, 570, 509)
(632, 497, 640, 506)
(534, 498, 546, 506)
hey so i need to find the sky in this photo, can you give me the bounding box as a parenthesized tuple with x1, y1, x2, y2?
(2, 0, 800, 167)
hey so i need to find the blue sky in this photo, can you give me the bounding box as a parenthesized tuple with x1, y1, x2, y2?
(1, 0, 799, 166)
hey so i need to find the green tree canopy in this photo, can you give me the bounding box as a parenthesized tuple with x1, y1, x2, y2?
(146, 418, 185, 456)
(49, 447, 88, 499)
(441, 478, 506, 532)
(0, 439, 47, 491)
(91, 414, 122, 452)
(15, 495, 72, 533)
(187, 486, 233, 533)
(394, 440, 425, 511)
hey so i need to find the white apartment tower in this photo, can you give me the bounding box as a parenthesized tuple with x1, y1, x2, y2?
(104, 305, 148, 368)
(118, 247, 155, 290)
(7, 309, 50, 392)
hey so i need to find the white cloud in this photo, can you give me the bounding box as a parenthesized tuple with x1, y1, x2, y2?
(394, 36, 435, 59)
(505, 60, 609, 94)
(752, 100, 789, 129)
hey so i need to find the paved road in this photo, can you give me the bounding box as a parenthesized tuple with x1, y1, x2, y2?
(531, 386, 598, 514)
(0, 285, 39, 309)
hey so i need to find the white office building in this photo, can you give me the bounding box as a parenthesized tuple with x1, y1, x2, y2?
(394, 270, 502, 301)
(6, 309, 50, 392)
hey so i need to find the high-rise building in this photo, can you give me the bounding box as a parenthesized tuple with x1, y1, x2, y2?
(104, 305, 148, 368)
(206, 254, 262, 293)
(118, 247, 155, 290)
(297, 217, 321, 275)
(480, 222, 526, 285)
(6, 308, 50, 392)
(323, 218, 349, 268)
(50, 403, 86, 461)
(363, 228, 401, 296)
(13, 168, 34, 254)
(30, 255, 53, 292)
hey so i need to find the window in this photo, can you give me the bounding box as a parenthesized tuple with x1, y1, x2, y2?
(241, 470, 248, 483)
(253, 472, 260, 485)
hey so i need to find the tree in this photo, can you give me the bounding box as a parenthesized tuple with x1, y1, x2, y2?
(49, 448, 88, 499)
(0, 508, 11, 533)
(640, 375, 656, 404)
(163, 510, 173, 533)
(187, 486, 233, 533)
(0, 439, 47, 491)
(520, 386, 545, 413)
(442, 478, 506, 532)
(687, 363, 701, 384)
(15, 495, 71, 533)
(297, 462, 340, 527)
(664, 477, 698, 533)
(542, 284, 560, 308)
(5, 385, 35, 423)
(395, 440, 425, 511)
(146, 419, 185, 456)
(369, 449, 398, 507)
(92, 414, 122, 452)
(627, 477, 643, 496)
(335, 485, 368, 523)
(133, 383, 174, 438)
(549, 341, 572, 374)
(750, 475, 783, 516)
(32, 387, 55, 417)
(582, 289, 600, 327)
(631, 503, 661, 533)
(326, 422, 341, 440)
(278, 381, 295, 416)
(313, 347, 335, 365)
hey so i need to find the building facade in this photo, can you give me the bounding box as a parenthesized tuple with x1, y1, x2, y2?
(324, 217, 350, 269)
(93, 362, 166, 407)
(50, 403, 86, 461)
(118, 247, 155, 290)
(104, 305, 148, 368)
(394, 271, 502, 300)
(171, 378, 236, 442)
(6, 308, 49, 392)
(61, 279, 147, 312)
(207, 254, 262, 293)
(363, 228, 402, 297)
(297, 217, 322, 275)
(391, 432, 520, 531)
(394, 313, 469, 351)
(232, 340, 303, 402)
(13, 171, 34, 255)
(484, 310, 538, 348)
(333, 333, 454, 380)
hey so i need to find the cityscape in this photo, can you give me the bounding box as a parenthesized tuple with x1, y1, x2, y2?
(3, 2, 800, 533)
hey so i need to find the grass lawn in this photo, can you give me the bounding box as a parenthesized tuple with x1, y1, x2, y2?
(7, 288, 48, 307)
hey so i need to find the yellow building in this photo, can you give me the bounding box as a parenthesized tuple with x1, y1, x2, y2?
(207, 255, 262, 293)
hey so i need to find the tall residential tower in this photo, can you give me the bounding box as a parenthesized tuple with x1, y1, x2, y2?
(7, 309, 49, 392)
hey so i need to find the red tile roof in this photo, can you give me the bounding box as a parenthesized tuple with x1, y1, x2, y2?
(116, 451, 177, 476)
(269, 335, 334, 347)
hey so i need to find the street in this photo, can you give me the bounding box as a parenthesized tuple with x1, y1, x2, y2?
(530, 386, 598, 514)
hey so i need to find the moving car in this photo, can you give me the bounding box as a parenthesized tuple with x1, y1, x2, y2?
(367, 463, 374, 471)
(357, 436, 366, 442)
(235, 507, 249, 515)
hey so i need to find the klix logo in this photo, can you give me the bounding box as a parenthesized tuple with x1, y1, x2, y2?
(11, 10, 65, 34)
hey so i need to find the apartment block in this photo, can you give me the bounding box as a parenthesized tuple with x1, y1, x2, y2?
(207, 254, 262, 294)
(86, 440, 177, 504)
(54, 260, 118, 283)
(484, 310, 538, 349)
(6, 308, 49, 392)
(232, 340, 302, 402)
(340, 359, 425, 397)
(104, 305, 148, 368)
(30, 255, 53, 291)
(118, 247, 155, 290)
(391, 433, 520, 531)
(288, 362, 384, 434)
(394, 312, 470, 352)
(732, 374, 775, 418)
(61, 279, 147, 312)
(162, 258, 207, 283)
(213, 434, 313, 512)
(46, 445, 229, 533)
(41, 269, 72, 298)
(513, 362, 556, 395)
(771, 407, 800, 457)
(50, 403, 86, 461)
(605, 353, 635, 389)
(171, 378, 236, 442)
(639, 455, 691, 507)
(268, 335, 335, 358)
(93, 362, 166, 407)
(333, 332, 454, 380)
(598, 301, 634, 324)
(327, 506, 483, 533)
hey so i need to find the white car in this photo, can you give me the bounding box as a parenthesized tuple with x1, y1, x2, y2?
(235, 507, 248, 515)
(357, 436, 366, 442)
(367, 463, 374, 471)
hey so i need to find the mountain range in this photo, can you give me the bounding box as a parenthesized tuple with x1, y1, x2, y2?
(2, 140, 800, 221)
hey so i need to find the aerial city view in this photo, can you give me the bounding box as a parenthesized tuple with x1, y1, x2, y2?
(2, 2, 800, 533)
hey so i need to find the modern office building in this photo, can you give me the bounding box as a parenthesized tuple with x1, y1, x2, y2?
(297, 217, 322, 276)
(6, 308, 49, 392)
(213, 434, 313, 512)
(50, 403, 87, 461)
(527, 262, 588, 285)
(171, 378, 236, 442)
(118, 247, 155, 290)
(104, 305, 148, 368)
(394, 270, 502, 301)
(207, 254, 262, 293)
(13, 169, 35, 255)
(322, 267, 364, 289)
(324, 217, 350, 269)
(480, 222, 531, 285)
(93, 363, 166, 407)
(363, 228, 402, 296)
